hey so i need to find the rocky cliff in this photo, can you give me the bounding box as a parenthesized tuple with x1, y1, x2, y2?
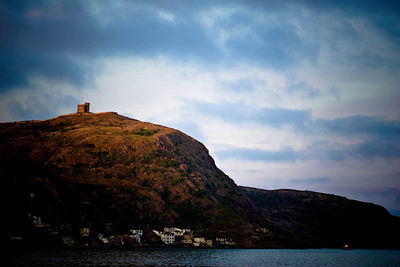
(3, 112, 399, 248)
(3, 112, 290, 247)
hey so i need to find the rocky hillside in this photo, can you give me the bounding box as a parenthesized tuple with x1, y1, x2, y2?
(240, 187, 400, 248)
(2, 112, 290, 247)
(3, 112, 399, 248)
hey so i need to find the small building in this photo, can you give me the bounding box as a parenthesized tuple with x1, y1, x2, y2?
(130, 229, 143, 236)
(129, 229, 143, 243)
(183, 232, 193, 240)
(77, 102, 90, 113)
(216, 237, 236, 246)
(155, 227, 193, 245)
(163, 227, 192, 236)
(161, 232, 175, 244)
(181, 239, 193, 245)
(193, 237, 206, 247)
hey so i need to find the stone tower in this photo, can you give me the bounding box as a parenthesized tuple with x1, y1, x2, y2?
(77, 102, 90, 113)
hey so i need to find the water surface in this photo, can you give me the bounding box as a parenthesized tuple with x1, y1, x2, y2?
(12, 248, 400, 266)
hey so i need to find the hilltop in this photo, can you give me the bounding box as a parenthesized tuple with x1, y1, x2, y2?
(3, 112, 291, 248)
(2, 112, 399, 248)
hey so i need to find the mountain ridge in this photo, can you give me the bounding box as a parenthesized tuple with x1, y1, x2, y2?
(240, 186, 400, 248)
(3, 112, 399, 248)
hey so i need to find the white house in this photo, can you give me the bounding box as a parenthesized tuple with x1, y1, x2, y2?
(161, 232, 175, 244)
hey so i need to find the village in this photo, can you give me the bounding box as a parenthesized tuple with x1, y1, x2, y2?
(11, 215, 238, 249)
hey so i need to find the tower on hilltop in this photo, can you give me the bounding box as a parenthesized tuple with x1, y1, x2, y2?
(77, 102, 90, 113)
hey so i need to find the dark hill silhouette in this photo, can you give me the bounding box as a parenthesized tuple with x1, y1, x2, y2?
(240, 187, 400, 248)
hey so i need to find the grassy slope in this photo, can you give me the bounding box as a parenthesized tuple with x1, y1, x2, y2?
(2, 112, 289, 247)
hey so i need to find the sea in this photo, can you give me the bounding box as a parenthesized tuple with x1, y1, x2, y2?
(10, 248, 400, 266)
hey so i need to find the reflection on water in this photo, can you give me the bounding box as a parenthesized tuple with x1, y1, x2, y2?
(12, 248, 400, 267)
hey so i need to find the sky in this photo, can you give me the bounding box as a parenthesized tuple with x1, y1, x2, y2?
(1, 0, 400, 215)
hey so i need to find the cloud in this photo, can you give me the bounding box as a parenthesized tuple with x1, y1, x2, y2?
(218, 78, 259, 93)
(213, 136, 400, 163)
(216, 147, 301, 162)
(0, 0, 219, 91)
(289, 177, 333, 185)
(316, 115, 400, 138)
(2, 0, 400, 214)
(199, 102, 400, 162)
(0, 75, 80, 122)
(194, 102, 311, 129)
(307, 139, 400, 161)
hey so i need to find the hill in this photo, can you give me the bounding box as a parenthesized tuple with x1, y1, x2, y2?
(240, 186, 400, 248)
(2, 112, 399, 248)
(2, 112, 291, 248)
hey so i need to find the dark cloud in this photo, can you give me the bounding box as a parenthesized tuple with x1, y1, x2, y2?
(0, 0, 100, 90)
(198, 101, 400, 136)
(298, 0, 400, 16)
(203, 102, 400, 162)
(307, 116, 400, 160)
(308, 138, 400, 161)
(0, 0, 331, 92)
(2, 0, 399, 93)
(4, 93, 77, 122)
(316, 115, 400, 138)
(0, 0, 219, 91)
(215, 135, 400, 163)
(217, 12, 316, 69)
(195, 102, 311, 129)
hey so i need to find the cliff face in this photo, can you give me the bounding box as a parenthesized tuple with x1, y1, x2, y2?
(2, 112, 289, 247)
(240, 186, 400, 248)
(3, 112, 399, 248)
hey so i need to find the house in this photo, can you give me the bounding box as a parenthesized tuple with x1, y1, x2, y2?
(181, 238, 193, 245)
(193, 237, 206, 247)
(164, 227, 176, 233)
(216, 237, 236, 246)
(77, 102, 90, 113)
(129, 229, 143, 243)
(163, 227, 190, 236)
(160, 232, 175, 244)
(184, 232, 193, 239)
(155, 227, 193, 245)
(130, 229, 143, 236)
